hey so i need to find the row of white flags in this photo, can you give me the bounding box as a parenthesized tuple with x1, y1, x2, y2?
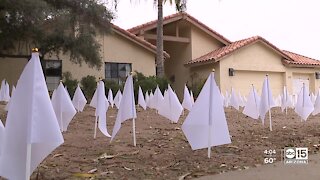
(223, 80, 317, 123)
(0, 52, 319, 178)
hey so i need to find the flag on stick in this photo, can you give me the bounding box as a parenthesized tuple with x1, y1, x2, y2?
(259, 75, 275, 131)
(138, 86, 147, 110)
(0, 51, 64, 180)
(72, 85, 87, 112)
(182, 71, 231, 158)
(111, 74, 137, 146)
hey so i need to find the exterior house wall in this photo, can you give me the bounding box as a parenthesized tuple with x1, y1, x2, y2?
(219, 42, 286, 96)
(0, 57, 28, 86)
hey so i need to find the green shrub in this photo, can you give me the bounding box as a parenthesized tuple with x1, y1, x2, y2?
(80, 75, 97, 101)
(103, 79, 123, 96)
(133, 71, 170, 101)
(62, 72, 78, 97)
(190, 78, 205, 99)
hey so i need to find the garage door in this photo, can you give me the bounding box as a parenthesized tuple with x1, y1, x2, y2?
(292, 74, 310, 95)
(229, 71, 285, 97)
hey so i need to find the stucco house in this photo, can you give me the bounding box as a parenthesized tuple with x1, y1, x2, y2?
(128, 12, 320, 98)
(0, 24, 169, 91)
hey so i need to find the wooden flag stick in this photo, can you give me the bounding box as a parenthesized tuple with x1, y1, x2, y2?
(94, 116, 98, 138)
(132, 118, 136, 147)
(26, 143, 31, 180)
(208, 70, 214, 159)
(269, 109, 272, 131)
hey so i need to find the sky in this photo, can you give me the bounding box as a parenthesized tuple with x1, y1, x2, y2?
(107, 0, 320, 60)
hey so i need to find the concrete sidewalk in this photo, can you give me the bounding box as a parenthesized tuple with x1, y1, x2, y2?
(196, 154, 320, 180)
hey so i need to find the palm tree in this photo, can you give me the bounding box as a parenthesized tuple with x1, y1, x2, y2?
(155, 0, 186, 77)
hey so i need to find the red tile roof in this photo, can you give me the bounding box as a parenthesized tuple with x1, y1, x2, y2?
(282, 50, 320, 66)
(111, 24, 170, 58)
(186, 36, 292, 65)
(127, 12, 231, 45)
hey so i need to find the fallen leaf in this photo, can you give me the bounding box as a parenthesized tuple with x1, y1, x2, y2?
(261, 136, 269, 139)
(175, 127, 180, 130)
(52, 154, 63, 158)
(124, 166, 133, 171)
(98, 153, 116, 160)
(178, 172, 191, 180)
(227, 145, 239, 149)
(88, 168, 97, 174)
(219, 164, 227, 168)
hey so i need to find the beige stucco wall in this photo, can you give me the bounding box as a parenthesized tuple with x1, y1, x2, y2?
(102, 32, 156, 77)
(0, 57, 28, 86)
(44, 31, 157, 81)
(190, 26, 225, 60)
(219, 42, 286, 96)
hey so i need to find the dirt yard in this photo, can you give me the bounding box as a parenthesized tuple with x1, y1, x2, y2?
(0, 103, 320, 180)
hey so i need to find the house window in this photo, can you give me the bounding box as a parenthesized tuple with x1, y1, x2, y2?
(105, 62, 132, 84)
(42, 60, 62, 91)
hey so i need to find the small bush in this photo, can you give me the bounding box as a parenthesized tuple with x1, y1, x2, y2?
(103, 79, 123, 96)
(190, 78, 205, 99)
(80, 75, 97, 101)
(133, 71, 170, 101)
(62, 72, 78, 97)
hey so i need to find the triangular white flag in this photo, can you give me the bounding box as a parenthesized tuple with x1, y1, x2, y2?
(182, 72, 231, 158)
(0, 120, 4, 155)
(108, 89, 114, 108)
(138, 86, 147, 110)
(190, 91, 195, 105)
(72, 85, 87, 112)
(151, 86, 164, 111)
(230, 88, 239, 110)
(0, 52, 64, 180)
(51, 82, 77, 132)
(111, 74, 137, 146)
(295, 84, 314, 120)
(158, 85, 183, 123)
(259, 75, 275, 131)
(145, 91, 150, 106)
(5, 85, 16, 112)
(114, 90, 122, 109)
(182, 85, 193, 111)
(312, 89, 320, 115)
(242, 85, 260, 119)
(147, 91, 154, 108)
(93, 81, 111, 138)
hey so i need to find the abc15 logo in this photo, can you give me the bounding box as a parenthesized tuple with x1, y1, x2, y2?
(284, 147, 308, 160)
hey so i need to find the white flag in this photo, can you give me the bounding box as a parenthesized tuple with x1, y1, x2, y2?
(238, 92, 245, 107)
(151, 86, 164, 110)
(51, 82, 77, 132)
(138, 86, 147, 110)
(147, 91, 154, 108)
(281, 86, 292, 111)
(295, 84, 314, 120)
(5, 85, 16, 112)
(158, 85, 183, 123)
(94, 81, 111, 137)
(311, 93, 316, 105)
(230, 88, 239, 110)
(190, 91, 195, 105)
(89, 82, 98, 108)
(312, 89, 320, 115)
(182, 72, 231, 151)
(259, 76, 275, 126)
(108, 89, 114, 108)
(0, 52, 64, 180)
(182, 85, 193, 111)
(145, 91, 150, 106)
(111, 75, 136, 142)
(242, 85, 260, 119)
(0, 120, 4, 155)
(72, 85, 87, 112)
(114, 90, 122, 109)
(0, 80, 10, 102)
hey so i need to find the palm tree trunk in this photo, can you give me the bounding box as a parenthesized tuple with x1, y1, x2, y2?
(156, 0, 164, 77)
